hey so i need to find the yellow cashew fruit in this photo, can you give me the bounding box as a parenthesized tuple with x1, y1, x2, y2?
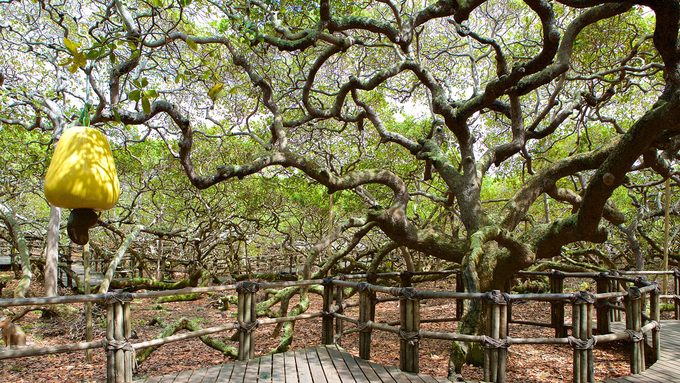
(44, 126, 120, 211)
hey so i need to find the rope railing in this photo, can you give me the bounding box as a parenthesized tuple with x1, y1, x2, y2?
(0, 269, 677, 383)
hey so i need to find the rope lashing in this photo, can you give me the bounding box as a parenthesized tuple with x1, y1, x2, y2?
(388, 287, 402, 297)
(568, 336, 597, 350)
(483, 290, 510, 306)
(236, 281, 260, 294)
(102, 338, 138, 369)
(356, 282, 371, 294)
(626, 286, 642, 301)
(624, 329, 645, 343)
(400, 287, 419, 301)
(321, 311, 334, 319)
(322, 277, 334, 286)
(104, 291, 133, 305)
(571, 290, 595, 305)
(234, 319, 260, 334)
(398, 329, 420, 345)
(481, 335, 508, 349)
(356, 321, 371, 333)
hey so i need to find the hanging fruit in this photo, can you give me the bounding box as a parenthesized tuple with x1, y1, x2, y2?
(44, 126, 120, 245)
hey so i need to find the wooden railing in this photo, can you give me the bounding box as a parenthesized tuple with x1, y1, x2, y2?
(0, 269, 677, 383)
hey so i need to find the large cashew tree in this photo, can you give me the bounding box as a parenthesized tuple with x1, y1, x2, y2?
(2, 0, 680, 371)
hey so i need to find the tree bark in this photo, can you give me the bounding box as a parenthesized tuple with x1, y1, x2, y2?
(0, 202, 32, 298)
(44, 205, 61, 297)
(98, 225, 143, 294)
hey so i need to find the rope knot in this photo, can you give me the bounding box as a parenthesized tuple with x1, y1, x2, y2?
(356, 282, 371, 294)
(571, 291, 595, 305)
(483, 290, 509, 306)
(401, 287, 419, 301)
(235, 319, 260, 334)
(399, 329, 420, 345)
(568, 336, 597, 350)
(104, 290, 133, 305)
(481, 335, 508, 349)
(624, 329, 644, 343)
(322, 277, 334, 286)
(356, 321, 371, 333)
(236, 281, 260, 294)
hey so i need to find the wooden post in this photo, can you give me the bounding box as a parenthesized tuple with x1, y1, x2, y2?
(455, 270, 464, 320)
(321, 277, 334, 345)
(106, 301, 115, 383)
(358, 281, 374, 360)
(609, 270, 622, 322)
(104, 291, 134, 383)
(334, 275, 345, 346)
(483, 290, 508, 383)
(570, 291, 595, 383)
(84, 243, 93, 362)
(399, 272, 420, 373)
(595, 272, 611, 334)
(624, 286, 644, 374)
(650, 284, 661, 364)
(675, 269, 680, 320)
(550, 271, 566, 337)
(236, 281, 259, 361)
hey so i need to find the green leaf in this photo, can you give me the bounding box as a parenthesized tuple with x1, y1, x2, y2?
(68, 63, 79, 73)
(129, 89, 141, 102)
(142, 96, 151, 115)
(64, 38, 80, 55)
(179, 0, 192, 6)
(113, 109, 121, 123)
(86, 50, 100, 60)
(146, 89, 158, 98)
(186, 38, 198, 52)
(59, 58, 72, 67)
(208, 83, 225, 101)
(152, 0, 163, 6)
(141, 78, 149, 88)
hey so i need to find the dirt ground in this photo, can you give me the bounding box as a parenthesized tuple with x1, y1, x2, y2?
(0, 273, 675, 383)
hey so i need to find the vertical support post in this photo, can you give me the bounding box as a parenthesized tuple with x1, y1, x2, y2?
(571, 291, 595, 383)
(106, 301, 115, 383)
(608, 271, 622, 322)
(595, 272, 611, 334)
(84, 243, 93, 362)
(358, 280, 374, 360)
(455, 270, 464, 320)
(123, 301, 133, 383)
(550, 271, 566, 337)
(321, 277, 334, 345)
(675, 269, 680, 320)
(624, 286, 644, 374)
(483, 291, 509, 383)
(335, 275, 345, 346)
(650, 284, 661, 364)
(399, 272, 420, 373)
(104, 291, 134, 383)
(236, 281, 259, 361)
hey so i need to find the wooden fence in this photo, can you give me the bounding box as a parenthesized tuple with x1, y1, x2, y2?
(0, 269, 677, 383)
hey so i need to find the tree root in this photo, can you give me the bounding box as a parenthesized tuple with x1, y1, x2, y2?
(136, 317, 237, 364)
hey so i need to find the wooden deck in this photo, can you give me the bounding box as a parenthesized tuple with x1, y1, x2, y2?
(132, 321, 680, 383)
(132, 345, 454, 383)
(602, 320, 680, 383)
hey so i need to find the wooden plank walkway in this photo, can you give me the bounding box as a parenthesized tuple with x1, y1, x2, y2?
(132, 345, 452, 383)
(602, 320, 680, 383)
(132, 321, 680, 383)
